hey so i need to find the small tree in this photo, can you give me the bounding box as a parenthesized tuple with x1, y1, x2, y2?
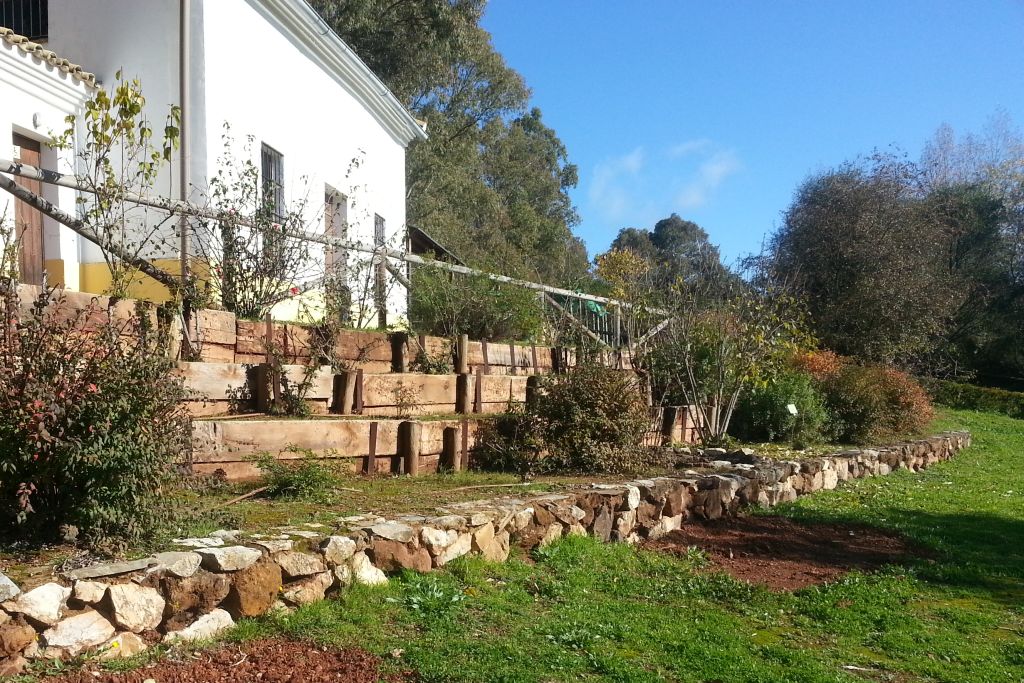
(645, 268, 810, 446)
(51, 72, 181, 297)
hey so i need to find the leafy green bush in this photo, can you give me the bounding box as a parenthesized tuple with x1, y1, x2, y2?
(730, 369, 831, 446)
(254, 450, 341, 501)
(822, 364, 934, 444)
(408, 266, 544, 342)
(476, 365, 651, 475)
(536, 365, 652, 473)
(0, 287, 190, 549)
(922, 378, 1024, 420)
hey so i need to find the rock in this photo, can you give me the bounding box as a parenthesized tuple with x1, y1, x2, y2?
(435, 533, 472, 567)
(163, 609, 235, 643)
(161, 571, 231, 631)
(540, 524, 563, 546)
(224, 559, 281, 618)
(649, 514, 683, 540)
(591, 506, 613, 542)
(282, 530, 321, 539)
(107, 583, 165, 633)
(276, 552, 326, 579)
(41, 610, 115, 656)
(419, 527, 456, 554)
(72, 580, 108, 605)
(3, 582, 70, 625)
(624, 485, 641, 510)
(350, 553, 388, 586)
(663, 486, 688, 517)
(370, 539, 431, 573)
(0, 573, 20, 602)
(209, 529, 240, 541)
(0, 620, 36, 656)
(427, 515, 467, 531)
(197, 546, 262, 572)
(567, 523, 587, 536)
(172, 537, 225, 548)
(481, 531, 510, 563)
(321, 536, 357, 565)
(21, 640, 39, 659)
(149, 552, 202, 579)
(509, 508, 534, 533)
(0, 654, 27, 676)
(64, 559, 154, 581)
(333, 564, 353, 589)
(470, 524, 495, 553)
(252, 539, 293, 554)
(97, 631, 147, 660)
(368, 522, 416, 543)
(613, 510, 637, 541)
(282, 571, 332, 606)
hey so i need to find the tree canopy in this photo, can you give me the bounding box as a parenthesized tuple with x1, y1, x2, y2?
(310, 0, 589, 285)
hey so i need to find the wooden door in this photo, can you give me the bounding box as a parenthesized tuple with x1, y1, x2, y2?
(12, 133, 44, 285)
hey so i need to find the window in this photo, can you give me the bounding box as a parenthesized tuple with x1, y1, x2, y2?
(374, 214, 385, 246)
(324, 188, 348, 269)
(0, 0, 48, 41)
(260, 143, 284, 220)
(373, 214, 386, 326)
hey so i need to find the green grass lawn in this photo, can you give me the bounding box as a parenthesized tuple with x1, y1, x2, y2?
(192, 408, 1021, 682)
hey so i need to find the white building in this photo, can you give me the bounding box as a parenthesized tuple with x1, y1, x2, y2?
(2, 0, 426, 324)
(0, 25, 92, 290)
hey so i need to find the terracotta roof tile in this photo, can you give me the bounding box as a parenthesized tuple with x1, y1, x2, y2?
(0, 27, 95, 87)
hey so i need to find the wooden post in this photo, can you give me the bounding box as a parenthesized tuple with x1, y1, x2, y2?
(460, 418, 470, 470)
(353, 369, 364, 414)
(251, 364, 273, 413)
(442, 426, 459, 472)
(333, 370, 358, 414)
(456, 373, 473, 414)
(525, 375, 541, 408)
(661, 406, 679, 446)
(365, 421, 378, 474)
(390, 332, 408, 373)
(481, 340, 490, 374)
(398, 420, 421, 476)
(509, 342, 517, 375)
(455, 334, 469, 374)
(473, 367, 484, 413)
(531, 344, 539, 375)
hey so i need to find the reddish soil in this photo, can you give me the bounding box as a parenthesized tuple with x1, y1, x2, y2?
(643, 515, 917, 591)
(46, 638, 416, 683)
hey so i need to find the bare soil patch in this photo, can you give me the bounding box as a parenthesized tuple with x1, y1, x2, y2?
(643, 515, 917, 590)
(44, 638, 415, 683)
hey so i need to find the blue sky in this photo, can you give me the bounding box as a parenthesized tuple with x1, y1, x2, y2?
(481, 0, 1024, 264)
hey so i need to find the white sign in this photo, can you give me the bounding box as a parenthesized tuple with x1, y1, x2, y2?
(786, 404, 799, 416)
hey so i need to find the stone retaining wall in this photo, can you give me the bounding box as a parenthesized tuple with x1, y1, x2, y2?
(0, 431, 970, 675)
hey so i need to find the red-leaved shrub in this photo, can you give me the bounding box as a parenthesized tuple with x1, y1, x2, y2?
(823, 363, 934, 444)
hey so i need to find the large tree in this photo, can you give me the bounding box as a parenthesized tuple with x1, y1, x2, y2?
(771, 150, 1021, 377)
(605, 214, 726, 293)
(310, 0, 589, 285)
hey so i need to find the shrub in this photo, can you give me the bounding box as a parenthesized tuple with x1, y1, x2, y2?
(791, 349, 847, 381)
(0, 286, 190, 549)
(474, 405, 545, 478)
(922, 379, 1024, 420)
(536, 365, 652, 473)
(730, 369, 831, 446)
(476, 365, 652, 475)
(822, 364, 934, 444)
(408, 266, 544, 342)
(254, 451, 341, 501)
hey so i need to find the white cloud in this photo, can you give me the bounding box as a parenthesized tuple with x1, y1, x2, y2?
(675, 150, 742, 210)
(589, 147, 645, 221)
(667, 138, 713, 158)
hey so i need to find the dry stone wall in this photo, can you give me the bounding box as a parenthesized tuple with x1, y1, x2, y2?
(0, 432, 969, 675)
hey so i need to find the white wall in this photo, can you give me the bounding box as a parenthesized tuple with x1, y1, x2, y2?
(38, 0, 417, 323)
(47, 0, 186, 267)
(200, 0, 411, 325)
(0, 37, 91, 289)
